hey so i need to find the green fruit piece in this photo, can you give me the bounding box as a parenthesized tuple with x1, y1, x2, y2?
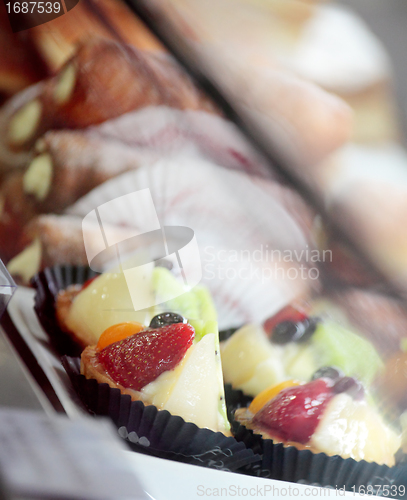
(152, 267, 218, 340)
(188, 319, 204, 339)
(193, 285, 217, 323)
(193, 285, 218, 340)
(310, 299, 349, 325)
(311, 321, 384, 387)
(152, 267, 200, 320)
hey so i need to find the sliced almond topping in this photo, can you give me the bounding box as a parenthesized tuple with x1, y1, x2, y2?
(8, 99, 42, 146)
(7, 238, 42, 284)
(53, 63, 77, 105)
(23, 153, 53, 201)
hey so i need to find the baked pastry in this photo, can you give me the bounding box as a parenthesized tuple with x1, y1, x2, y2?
(221, 303, 383, 397)
(80, 315, 230, 433)
(7, 214, 138, 284)
(282, 4, 399, 144)
(234, 373, 400, 466)
(158, 0, 353, 165)
(0, 37, 218, 173)
(0, 171, 38, 262)
(0, 128, 159, 262)
(26, 0, 164, 73)
(0, 4, 47, 101)
(21, 130, 156, 213)
(309, 143, 407, 291)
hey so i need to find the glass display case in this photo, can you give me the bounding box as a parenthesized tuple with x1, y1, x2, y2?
(0, 0, 407, 498)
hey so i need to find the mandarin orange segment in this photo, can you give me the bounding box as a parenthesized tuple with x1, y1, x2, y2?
(96, 322, 144, 351)
(248, 379, 302, 414)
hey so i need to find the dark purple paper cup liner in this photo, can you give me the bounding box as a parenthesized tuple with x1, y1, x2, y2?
(31, 265, 99, 356)
(225, 385, 406, 495)
(224, 383, 253, 423)
(61, 356, 260, 472)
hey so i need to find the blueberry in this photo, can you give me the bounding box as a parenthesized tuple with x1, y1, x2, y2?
(271, 321, 300, 344)
(271, 317, 320, 344)
(312, 366, 344, 382)
(149, 312, 187, 328)
(332, 376, 364, 400)
(295, 317, 320, 343)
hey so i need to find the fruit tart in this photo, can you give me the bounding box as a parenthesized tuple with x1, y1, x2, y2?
(81, 315, 230, 434)
(57, 264, 217, 349)
(221, 302, 383, 397)
(234, 371, 401, 466)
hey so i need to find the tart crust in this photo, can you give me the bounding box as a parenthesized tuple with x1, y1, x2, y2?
(81, 345, 148, 404)
(234, 407, 316, 453)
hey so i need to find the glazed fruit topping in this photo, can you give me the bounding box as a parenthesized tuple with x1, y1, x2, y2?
(263, 305, 308, 336)
(96, 322, 144, 351)
(311, 366, 344, 382)
(252, 379, 333, 444)
(312, 367, 364, 400)
(332, 376, 364, 400)
(271, 321, 299, 344)
(98, 323, 195, 391)
(249, 380, 302, 414)
(149, 312, 187, 329)
(271, 317, 320, 345)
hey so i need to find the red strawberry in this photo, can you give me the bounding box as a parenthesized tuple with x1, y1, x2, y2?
(253, 379, 333, 444)
(98, 323, 195, 391)
(263, 305, 308, 337)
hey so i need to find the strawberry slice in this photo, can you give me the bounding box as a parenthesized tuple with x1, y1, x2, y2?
(252, 379, 333, 444)
(97, 323, 195, 391)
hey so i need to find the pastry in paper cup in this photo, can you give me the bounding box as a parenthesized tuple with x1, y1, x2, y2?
(220, 298, 385, 399)
(225, 383, 405, 492)
(61, 356, 260, 472)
